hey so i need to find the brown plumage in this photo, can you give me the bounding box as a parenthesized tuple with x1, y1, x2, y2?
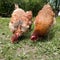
(31, 4, 56, 41)
(9, 4, 32, 43)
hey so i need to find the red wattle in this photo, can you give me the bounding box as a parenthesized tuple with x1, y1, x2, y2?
(11, 34, 19, 43)
(31, 35, 38, 41)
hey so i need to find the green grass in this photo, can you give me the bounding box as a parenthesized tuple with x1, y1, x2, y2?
(0, 17, 60, 60)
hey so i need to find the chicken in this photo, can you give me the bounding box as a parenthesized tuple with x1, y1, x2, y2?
(31, 4, 56, 41)
(9, 4, 32, 43)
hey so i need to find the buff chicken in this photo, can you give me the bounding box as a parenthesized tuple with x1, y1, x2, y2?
(31, 4, 56, 41)
(9, 4, 32, 43)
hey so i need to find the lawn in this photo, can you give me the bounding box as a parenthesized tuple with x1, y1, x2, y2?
(0, 17, 60, 60)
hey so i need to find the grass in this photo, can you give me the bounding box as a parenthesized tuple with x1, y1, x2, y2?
(0, 17, 60, 60)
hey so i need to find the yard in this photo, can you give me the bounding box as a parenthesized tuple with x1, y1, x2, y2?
(0, 17, 60, 60)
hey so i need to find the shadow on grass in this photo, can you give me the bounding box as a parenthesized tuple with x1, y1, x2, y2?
(17, 30, 32, 43)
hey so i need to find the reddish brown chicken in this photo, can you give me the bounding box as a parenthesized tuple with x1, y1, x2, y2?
(31, 4, 56, 41)
(9, 4, 32, 43)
